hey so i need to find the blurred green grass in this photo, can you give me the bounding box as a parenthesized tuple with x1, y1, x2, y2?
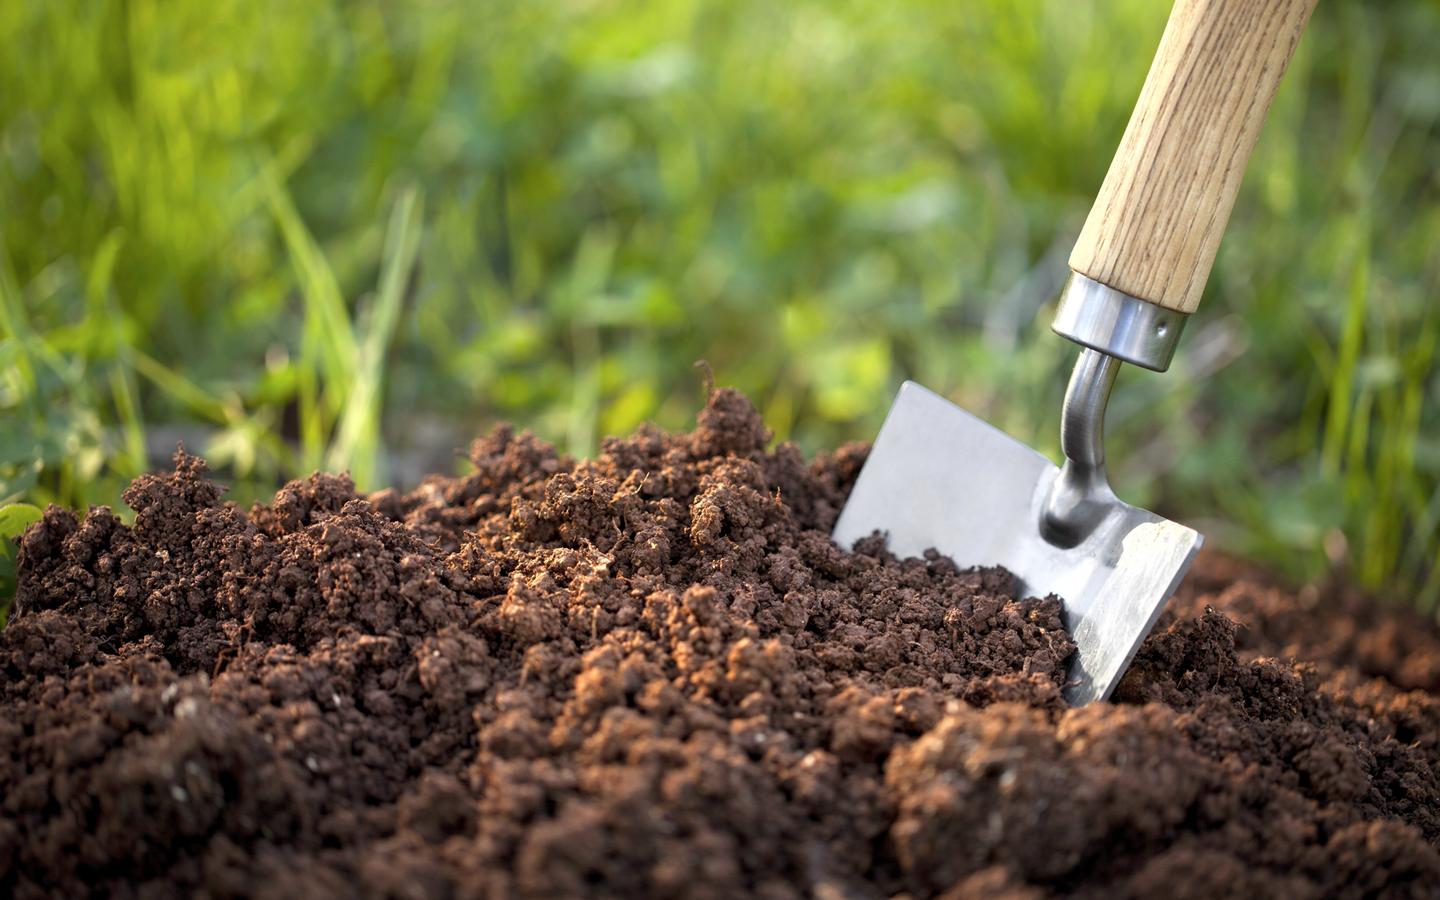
(2, 0, 1439, 608)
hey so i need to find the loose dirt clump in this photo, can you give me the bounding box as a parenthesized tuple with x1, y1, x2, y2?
(3, 389, 1438, 899)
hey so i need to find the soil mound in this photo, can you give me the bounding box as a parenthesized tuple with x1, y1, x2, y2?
(3, 390, 1438, 898)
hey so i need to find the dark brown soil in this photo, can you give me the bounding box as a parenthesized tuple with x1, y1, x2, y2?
(3, 389, 1438, 899)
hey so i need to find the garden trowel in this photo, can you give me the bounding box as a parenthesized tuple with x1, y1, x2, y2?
(833, 0, 1317, 704)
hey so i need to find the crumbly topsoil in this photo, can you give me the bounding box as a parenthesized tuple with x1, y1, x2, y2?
(3, 390, 1439, 899)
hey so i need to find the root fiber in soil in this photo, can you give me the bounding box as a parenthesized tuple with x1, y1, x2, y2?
(3, 390, 1439, 899)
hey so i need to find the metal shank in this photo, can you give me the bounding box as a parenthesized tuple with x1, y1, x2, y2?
(1042, 348, 1120, 548)
(1052, 273, 1187, 372)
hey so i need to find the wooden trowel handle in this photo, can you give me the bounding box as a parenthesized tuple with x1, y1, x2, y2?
(1069, 0, 1317, 315)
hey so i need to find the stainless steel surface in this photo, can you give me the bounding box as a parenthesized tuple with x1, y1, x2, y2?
(1042, 349, 1120, 548)
(1052, 273, 1187, 371)
(831, 381, 1202, 705)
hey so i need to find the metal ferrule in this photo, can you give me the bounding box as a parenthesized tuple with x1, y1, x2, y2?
(1052, 273, 1187, 372)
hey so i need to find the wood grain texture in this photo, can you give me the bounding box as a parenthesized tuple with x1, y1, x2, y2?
(1069, 0, 1316, 314)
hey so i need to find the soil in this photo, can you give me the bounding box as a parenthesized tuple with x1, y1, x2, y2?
(3, 389, 1439, 899)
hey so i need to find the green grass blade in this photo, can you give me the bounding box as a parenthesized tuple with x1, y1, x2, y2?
(263, 168, 361, 470)
(326, 187, 424, 488)
(1321, 232, 1369, 477)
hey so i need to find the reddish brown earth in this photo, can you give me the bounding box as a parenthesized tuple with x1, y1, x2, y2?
(3, 389, 1438, 899)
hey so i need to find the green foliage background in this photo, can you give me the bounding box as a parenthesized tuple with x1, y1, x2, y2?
(2, 0, 1439, 606)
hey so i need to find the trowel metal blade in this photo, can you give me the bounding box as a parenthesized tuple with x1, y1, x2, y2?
(832, 381, 1202, 705)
